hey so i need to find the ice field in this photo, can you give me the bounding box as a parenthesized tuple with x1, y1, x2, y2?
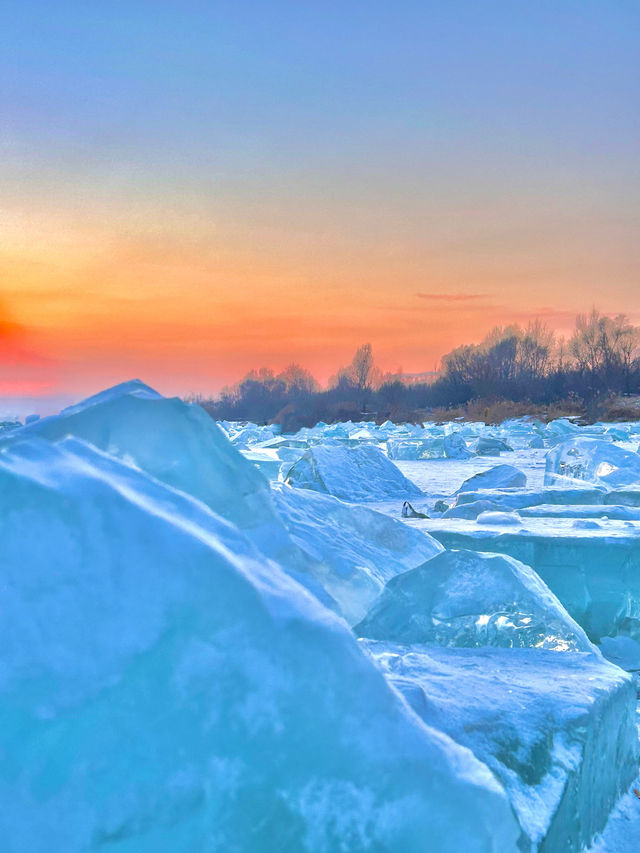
(3, 381, 640, 851)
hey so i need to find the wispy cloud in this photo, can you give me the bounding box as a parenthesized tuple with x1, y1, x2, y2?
(412, 294, 579, 329)
(416, 292, 488, 302)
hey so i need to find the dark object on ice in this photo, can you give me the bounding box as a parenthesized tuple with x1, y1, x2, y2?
(433, 500, 450, 514)
(402, 501, 430, 519)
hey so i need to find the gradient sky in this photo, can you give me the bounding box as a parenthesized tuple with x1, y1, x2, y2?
(1, 0, 639, 412)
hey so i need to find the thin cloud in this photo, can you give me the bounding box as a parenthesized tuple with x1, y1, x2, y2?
(412, 294, 578, 327)
(416, 292, 488, 302)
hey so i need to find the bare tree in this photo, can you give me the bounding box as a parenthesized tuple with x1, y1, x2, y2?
(277, 363, 319, 394)
(613, 315, 640, 394)
(484, 327, 519, 383)
(518, 319, 554, 380)
(570, 309, 607, 377)
(329, 343, 379, 410)
(570, 309, 638, 392)
(350, 343, 374, 391)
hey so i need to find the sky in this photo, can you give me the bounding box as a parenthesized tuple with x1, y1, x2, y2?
(1, 0, 639, 413)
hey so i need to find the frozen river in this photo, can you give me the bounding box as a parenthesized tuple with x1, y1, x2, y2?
(3, 385, 640, 851)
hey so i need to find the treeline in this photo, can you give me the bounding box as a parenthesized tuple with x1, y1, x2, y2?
(195, 310, 640, 429)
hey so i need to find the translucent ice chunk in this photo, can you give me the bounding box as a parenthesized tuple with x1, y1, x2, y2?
(355, 549, 594, 653)
(545, 438, 640, 488)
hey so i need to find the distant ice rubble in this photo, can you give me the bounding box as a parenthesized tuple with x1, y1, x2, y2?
(5, 385, 640, 851)
(387, 436, 447, 460)
(225, 414, 553, 465)
(224, 415, 640, 480)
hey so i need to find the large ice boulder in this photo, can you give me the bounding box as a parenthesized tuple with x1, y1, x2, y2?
(0, 437, 519, 852)
(457, 464, 527, 494)
(545, 437, 640, 488)
(0, 381, 303, 569)
(355, 549, 594, 653)
(285, 443, 422, 502)
(364, 642, 638, 852)
(272, 484, 443, 624)
(422, 518, 640, 642)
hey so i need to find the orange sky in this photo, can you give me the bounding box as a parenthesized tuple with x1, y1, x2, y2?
(2, 1, 639, 412)
(2, 199, 638, 407)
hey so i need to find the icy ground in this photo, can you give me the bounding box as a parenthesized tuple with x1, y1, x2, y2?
(228, 409, 640, 851)
(3, 385, 640, 850)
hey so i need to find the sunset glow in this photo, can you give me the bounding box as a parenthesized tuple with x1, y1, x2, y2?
(2, 1, 639, 411)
